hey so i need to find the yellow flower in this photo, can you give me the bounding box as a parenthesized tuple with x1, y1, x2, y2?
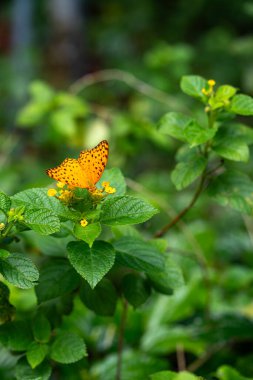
(102, 181, 110, 188)
(57, 182, 65, 188)
(58, 190, 73, 202)
(0, 223, 5, 231)
(201, 88, 208, 95)
(208, 79, 216, 87)
(105, 186, 116, 194)
(80, 219, 88, 227)
(47, 188, 57, 197)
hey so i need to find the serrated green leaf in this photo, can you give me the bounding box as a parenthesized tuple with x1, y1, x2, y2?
(23, 208, 60, 235)
(73, 222, 101, 247)
(230, 94, 253, 115)
(180, 75, 207, 100)
(148, 256, 185, 295)
(208, 170, 253, 215)
(0, 192, 11, 213)
(158, 112, 192, 141)
(15, 357, 51, 380)
(184, 123, 217, 147)
(213, 128, 249, 162)
(0, 253, 39, 289)
(26, 342, 48, 369)
(97, 167, 126, 196)
(80, 278, 117, 316)
(35, 258, 80, 303)
(67, 240, 115, 288)
(32, 314, 51, 343)
(122, 273, 151, 308)
(217, 365, 253, 380)
(114, 236, 165, 273)
(12, 188, 80, 221)
(101, 195, 159, 225)
(0, 321, 33, 351)
(171, 156, 207, 190)
(50, 332, 87, 364)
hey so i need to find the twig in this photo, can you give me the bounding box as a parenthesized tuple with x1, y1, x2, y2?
(176, 344, 186, 371)
(186, 341, 227, 372)
(116, 298, 128, 380)
(70, 69, 188, 111)
(155, 171, 207, 238)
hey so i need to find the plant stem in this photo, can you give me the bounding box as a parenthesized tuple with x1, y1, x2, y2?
(155, 171, 206, 238)
(70, 69, 188, 112)
(116, 298, 128, 380)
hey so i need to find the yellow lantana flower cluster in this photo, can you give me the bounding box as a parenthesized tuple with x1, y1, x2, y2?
(47, 182, 74, 203)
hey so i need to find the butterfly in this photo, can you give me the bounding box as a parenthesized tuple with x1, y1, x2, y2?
(46, 140, 109, 190)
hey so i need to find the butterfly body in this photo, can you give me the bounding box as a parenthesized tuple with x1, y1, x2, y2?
(46, 140, 109, 190)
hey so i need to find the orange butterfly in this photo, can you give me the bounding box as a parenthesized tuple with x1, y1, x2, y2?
(46, 140, 109, 190)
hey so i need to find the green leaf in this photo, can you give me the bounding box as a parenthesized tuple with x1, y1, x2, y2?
(97, 167, 126, 196)
(208, 170, 253, 215)
(0, 321, 33, 351)
(0, 253, 39, 289)
(15, 358, 51, 380)
(150, 371, 176, 380)
(23, 208, 60, 235)
(0, 192, 11, 213)
(101, 195, 159, 225)
(91, 350, 167, 380)
(0, 249, 10, 259)
(215, 85, 237, 100)
(184, 122, 217, 147)
(171, 156, 207, 190)
(32, 314, 51, 343)
(213, 140, 249, 162)
(50, 110, 76, 138)
(35, 258, 80, 303)
(80, 278, 117, 316)
(213, 128, 249, 162)
(50, 332, 87, 364)
(158, 112, 192, 141)
(150, 371, 202, 380)
(114, 236, 165, 273)
(217, 365, 253, 380)
(30, 80, 54, 102)
(12, 188, 80, 221)
(54, 92, 89, 117)
(142, 325, 203, 356)
(148, 256, 185, 295)
(67, 240, 115, 288)
(180, 75, 207, 100)
(229, 94, 253, 115)
(149, 371, 197, 380)
(26, 342, 48, 369)
(73, 222, 101, 247)
(122, 273, 151, 308)
(17, 102, 50, 127)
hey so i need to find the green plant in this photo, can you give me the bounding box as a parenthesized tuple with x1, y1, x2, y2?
(1, 74, 253, 380)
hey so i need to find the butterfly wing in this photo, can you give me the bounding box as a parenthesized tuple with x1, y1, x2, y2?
(46, 158, 88, 188)
(78, 140, 109, 189)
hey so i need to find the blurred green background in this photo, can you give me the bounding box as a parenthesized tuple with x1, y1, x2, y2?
(1, 1, 253, 378)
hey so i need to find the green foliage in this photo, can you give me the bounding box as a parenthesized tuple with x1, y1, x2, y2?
(1, 71, 253, 380)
